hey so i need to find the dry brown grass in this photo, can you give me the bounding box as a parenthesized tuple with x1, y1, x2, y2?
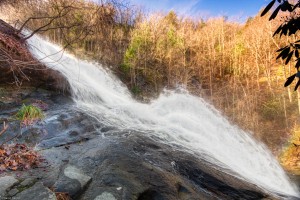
(55, 192, 72, 200)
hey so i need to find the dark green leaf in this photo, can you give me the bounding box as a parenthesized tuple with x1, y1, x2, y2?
(276, 46, 287, 52)
(295, 79, 300, 91)
(269, 6, 281, 20)
(285, 51, 294, 64)
(261, 0, 276, 16)
(296, 59, 300, 69)
(295, 50, 299, 58)
(279, 24, 289, 37)
(273, 25, 282, 36)
(281, 1, 291, 11)
(277, 47, 290, 60)
(284, 73, 296, 87)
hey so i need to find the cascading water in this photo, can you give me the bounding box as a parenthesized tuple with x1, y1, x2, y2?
(27, 33, 299, 197)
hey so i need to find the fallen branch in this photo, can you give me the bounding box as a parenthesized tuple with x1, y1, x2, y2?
(0, 121, 8, 136)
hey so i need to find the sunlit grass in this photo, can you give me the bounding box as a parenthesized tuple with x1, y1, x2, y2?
(15, 104, 45, 126)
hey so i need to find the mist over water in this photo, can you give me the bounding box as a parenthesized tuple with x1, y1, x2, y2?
(27, 34, 300, 197)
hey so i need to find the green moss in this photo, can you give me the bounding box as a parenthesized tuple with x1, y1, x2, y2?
(131, 86, 141, 95)
(16, 179, 37, 193)
(120, 63, 130, 73)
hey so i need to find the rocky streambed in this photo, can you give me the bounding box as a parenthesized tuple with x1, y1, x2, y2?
(0, 85, 294, 200)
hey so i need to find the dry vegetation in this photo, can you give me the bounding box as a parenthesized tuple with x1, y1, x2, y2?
(1, 0, 300, 165)
(280, 126, 300, 174)
(0, 143, 42, 172)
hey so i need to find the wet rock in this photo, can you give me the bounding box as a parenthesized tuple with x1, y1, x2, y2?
(53, 165, 91, 198)
(176, 162, 265, 200)
(64, 166, 92, 187)
(20, 178, 36, 187)
(0, 176, 18, 196)
(101, 126, 116, 132)
(12, 182, 56, 200)
(8, 188, 19, 196)
(94, 192, 117, 200)
(137, 189, 164, 200)
(38, 132, 81, 148)
(37, 110, 100, 149)
(54, 176, 82, 198)
(69, 130, 79, 136)
(82, 132, 279, 200)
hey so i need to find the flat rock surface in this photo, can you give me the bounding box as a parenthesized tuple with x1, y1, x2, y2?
(12, 182, 56, 200)
(63, 165, 91, 188)
(94, 192, 117, 200)
(0, 176, 18, 197)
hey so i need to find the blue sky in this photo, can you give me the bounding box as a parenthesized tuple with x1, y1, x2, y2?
(129, 0, 269, 21)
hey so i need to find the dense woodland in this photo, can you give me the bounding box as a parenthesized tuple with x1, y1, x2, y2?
(1, 0, 300, 170)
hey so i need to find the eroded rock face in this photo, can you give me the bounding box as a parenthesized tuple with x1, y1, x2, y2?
(0, 86, 289, 200)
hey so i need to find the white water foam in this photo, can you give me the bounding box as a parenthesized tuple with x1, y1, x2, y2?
(27, 33, 299, 197)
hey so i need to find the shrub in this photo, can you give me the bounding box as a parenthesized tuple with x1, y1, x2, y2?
(15, 104, 45, 126)
(260, 98, 283, 121)
(280, 126, 300, 174)
(131, 85, 141, 95)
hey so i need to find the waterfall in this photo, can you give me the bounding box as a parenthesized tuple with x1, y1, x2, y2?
(27, 33, 299, 197)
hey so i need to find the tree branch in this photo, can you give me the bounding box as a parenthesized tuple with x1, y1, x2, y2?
(0, 121, 8, 137)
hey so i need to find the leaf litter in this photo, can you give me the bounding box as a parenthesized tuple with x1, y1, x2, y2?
(0, 143, 43, 172)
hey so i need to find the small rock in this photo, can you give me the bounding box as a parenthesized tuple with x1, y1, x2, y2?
(0, 176, 18, 195)
(54, 177, 81, 198)
(8, 188, 19, 196)
(101, 126, 115, 132)
(54, 165, 91, 197)
(69, 131, 79, 136)
(116, 187, 122, 191)
(171, 161, 176, 168)
(20, 178, 36, 187)
(12, 182, 56, 200)
(94, 192, 117, 200)
(64, 165, 91, 188)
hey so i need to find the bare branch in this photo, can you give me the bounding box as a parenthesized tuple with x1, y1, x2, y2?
(0, 122, 9, 137)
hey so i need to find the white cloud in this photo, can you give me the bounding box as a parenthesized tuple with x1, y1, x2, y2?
(130, 0, 203, 16)
(169, 0, 202, 15)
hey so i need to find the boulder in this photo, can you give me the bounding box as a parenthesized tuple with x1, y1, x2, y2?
(53, 165, 92, 198)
